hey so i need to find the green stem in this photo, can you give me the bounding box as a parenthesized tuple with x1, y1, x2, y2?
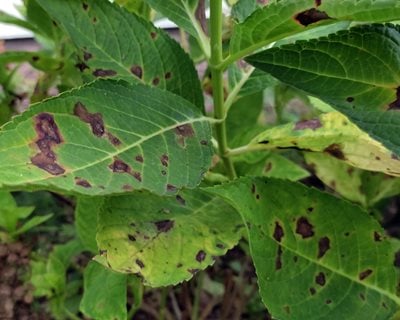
(210, 0, 237, 179)
(191, 271, 205, 320)
(159, 287, 168, 320)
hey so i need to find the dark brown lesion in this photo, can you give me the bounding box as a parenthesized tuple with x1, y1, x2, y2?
(175, 124, 195, 147)
(294, 8, 331, 27)
(388, 87, 400, 110)
(74, 102, 105, 137)
(324, 143, 346, 160)
(75, 177, 92, 188)
(296, 217, 314, 239)
(30, 113, 65, 175)
(294, 119, 322, 131)
(92, 69, 117, 77)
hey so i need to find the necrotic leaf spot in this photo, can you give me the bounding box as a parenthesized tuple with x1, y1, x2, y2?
(296, 217, 314, 239)
(315, 272, 326, 286)
(318, 237, 330, 258)
(359, 269, 373, 280)
(74, 102, 105, 137)
(154, 219, 174, 232)
(273, 221, 284, 242)
(295, 8, 331, 27)
(196, 250, 206, 262)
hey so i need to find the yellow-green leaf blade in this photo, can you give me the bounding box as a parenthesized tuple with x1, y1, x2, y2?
(95, 189, 242, 287)
(249, 112, 400, 176)
(0, 80, 213, 195)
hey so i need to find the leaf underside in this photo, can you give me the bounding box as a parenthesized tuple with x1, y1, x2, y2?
(208, 178, 400, 320)
(0, 80, 212, 195)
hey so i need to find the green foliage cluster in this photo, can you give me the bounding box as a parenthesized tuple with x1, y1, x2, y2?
(2, 0, 400, 319)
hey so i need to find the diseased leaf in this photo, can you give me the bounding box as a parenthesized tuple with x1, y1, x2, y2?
(230, 0, 400, 59)
(208, 178, 400, 320)
(95, 189, 242, 287)
(0, 80, 213, 195)
(80, 261, 127, 320)
(76, 197, 104, 252)
(249, 112, 400, 177)
(246, 24, 400, 155)
(236, 152, 310, 181)
(305, 153, 400, 207)
(36, 0, 204, 109)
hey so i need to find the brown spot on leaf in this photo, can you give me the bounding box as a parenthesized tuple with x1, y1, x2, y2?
(74, 102, 105, 137)
(318, 237, 330, 258)
(216, 243, 225, 249)
(82, 2, 88, 10)
(295, 8, 331, 26)
(152, 77, 160, 86)
(315, 272, 326, 286)
(128, 234, 136, 241)
(374, 232, 382, 242)
(324, 143, 346, 160)
(389, 87, 400, 110)
(273, 221, 284, 243)
(160, 154, 169, 167)
(275, 245, 283, 270)
(346, 97, 354, 103)
(75, 177, 91, 188)
(200, 140, 208, 146)
(176, 195, 186, 206)
(31, 113, 65, 175)
(93, 69, 117, 77)
(165, 72, 172, 79)
(326, 300, 332, 305)
(109, 158, 131, 173)
(132, 171, 142, 182)
(123, 184, 133, 191)
(359, 293, 365, 301)
(130, 65, 143, 79)
(265, 162, 272, 172)
(135, 155, 144, 163)
(394, 251, 400, 268)
(167, 184, 177, 192)
(136, 259, 145, 268)
(294, 119, 322, 131)
(196, 250, 206, 262)
(175, 124, 195, 138)
(359, 269, 373, 280)
(161, 170, 167, 176)
(177, 263, 183, 268)
(155, 219, 174, 232)
(315, 0, 321, 6)
(150, 31, 157, 39)
(76, 62, 89, 72)
(107, 133, 121, 146)
(307, 207, 314, 213)
(310, 287, 316, 295)
(83, 51, 92, 61)
(296, 217, 314, 239)
(251, 183, 256, 194)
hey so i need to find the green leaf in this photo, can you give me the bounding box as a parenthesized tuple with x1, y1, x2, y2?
(31, 239, 83, 297)
(0, 192, 35, 233)
(245, 24, 400, 155)
(80, 261, 128, 320)
(0, 80, 212, 195)
(236, 152, 310, 181)
(95, 189, 242, 287)
(36, 0, 204, 109)
(249, 112, 400, 177)
(230, 0, 400, 60)
(13, 213, 53, 237)
(115, 0, 151, 18)
(231, 0, 268, 23)
(143, 0, 207, 41)
(75, 197, 104, 253)
(208, 178, 400, 320)
(0, 10, 39, 33)
(0, 51, 62, 72)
